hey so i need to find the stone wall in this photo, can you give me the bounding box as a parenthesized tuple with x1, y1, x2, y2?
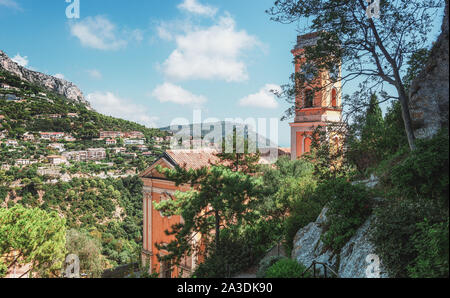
(409, 2, 449, 139)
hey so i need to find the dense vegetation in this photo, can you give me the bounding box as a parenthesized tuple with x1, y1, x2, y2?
(372, 131, 449, 277)
(151, 96, 448, 278)
(0, 69, 167, 277)
(0, 205, 66, 278)
(0, 70, 163, 140)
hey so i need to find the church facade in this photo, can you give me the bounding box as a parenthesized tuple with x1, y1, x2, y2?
(140, 149, 220, 277)
(290, 32, 343, 160)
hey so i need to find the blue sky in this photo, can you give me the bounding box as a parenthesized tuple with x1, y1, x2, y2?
(0, 0, 444, 147)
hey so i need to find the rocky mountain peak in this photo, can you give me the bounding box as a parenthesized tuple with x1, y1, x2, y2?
(0, 50, 90, 107)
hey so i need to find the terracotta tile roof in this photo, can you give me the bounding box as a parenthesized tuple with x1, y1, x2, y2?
(165, 149, 221, 170)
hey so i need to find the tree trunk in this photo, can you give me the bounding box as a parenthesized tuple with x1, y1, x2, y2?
(215, 210, 220, 250)
(397, 87, 417, 151)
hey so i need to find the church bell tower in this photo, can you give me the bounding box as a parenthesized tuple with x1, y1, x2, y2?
(290, 32, 343, 160)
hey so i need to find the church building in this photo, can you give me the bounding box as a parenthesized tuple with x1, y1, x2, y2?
(140, 149, 220, 277)
(290, 32, 343, 160)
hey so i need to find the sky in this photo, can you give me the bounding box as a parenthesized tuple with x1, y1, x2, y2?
(0, 0, 445, 147)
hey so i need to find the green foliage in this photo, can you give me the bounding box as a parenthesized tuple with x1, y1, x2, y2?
(260, 157, 327, 255)
(4, 175, 143, 269)
(283, 186, 326, 255)
(256, 255, 285, 278)
(306, 124, 355, 181)
(155, 164, 263, 269)
(403, 48, 431, 91)
(0, 262, 6, 278)
(382, 100, 408, 156)
(66, 229, 106, 278)
(372, 198, 447, 278)
(407, 219, 449, 278)
(260, 156, 316, 216)
(264, 258, 309, 278)
(0, 205, 66, 277)
(193, 231, 258, 278)
(320, 179, 372, 252)
(388, 130, 449, 204)
(347, 94, 386, 172)
(372, 131, 449, 278)
(0, 70, 165, 146)
(194, 218, 284, 278)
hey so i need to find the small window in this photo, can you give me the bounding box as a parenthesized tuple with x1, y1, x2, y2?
(304, 90, 314, 108)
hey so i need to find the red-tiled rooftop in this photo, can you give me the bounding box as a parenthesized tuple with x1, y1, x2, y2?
(165, 149, 221, 170)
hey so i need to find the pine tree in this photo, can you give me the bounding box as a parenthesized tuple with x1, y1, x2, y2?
(154, 164, 262, 270)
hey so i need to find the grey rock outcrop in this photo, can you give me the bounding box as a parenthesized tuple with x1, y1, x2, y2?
(291, 208, 339, 275)
(0, 50, 89, 106)
(339, 216, 388, 278)
(409, 2, 449, 139)
(292, 207, 388, 278)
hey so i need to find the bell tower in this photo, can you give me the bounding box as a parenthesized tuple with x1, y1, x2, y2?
(290, 32, 343, 160)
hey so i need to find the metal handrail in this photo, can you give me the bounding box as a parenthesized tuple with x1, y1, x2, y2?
(301, 260, 339, 278)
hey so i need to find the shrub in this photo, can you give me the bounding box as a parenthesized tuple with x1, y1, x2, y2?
(389, 129, 449, 204)
(0, 186, 7, 202)
(256, 256, 286, 278)
(320, 179, 372, 252)
(0, 262, 7, 278)
(408, 219, 449, 278)
(372, 131, 449, 278)
(372, 198, 447, 278)
(265, 259, 309, 278)
(194, 221, 281, 278)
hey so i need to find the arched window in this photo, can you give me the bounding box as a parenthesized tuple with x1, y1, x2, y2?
(304, 89, 314, 108)
(331, 88, 337, 107)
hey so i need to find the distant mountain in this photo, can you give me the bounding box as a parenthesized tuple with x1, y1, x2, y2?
(0, 50, 89, 106)
(160, 121, 278, 149)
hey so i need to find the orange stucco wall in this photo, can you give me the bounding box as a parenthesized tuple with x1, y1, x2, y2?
(141, 159, 202, 278)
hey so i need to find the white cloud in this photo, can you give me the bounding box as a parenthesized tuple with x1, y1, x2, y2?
(152, 82, 207, 105)
(178, 0, 218, 17)
(87, 92, 159, 128)
(157, 24, 174, 41)
(69, 16, 128, 50)
(53, 74, 65, 80)
(156, 20, 194, 42)
(130, 29, 144, 42)
(87, 69, 102, 79)
(12, 53, 28, 67)
(239, 84, 281, 109)
(0, 0, 21, 10)
(162, 15, 260, 82)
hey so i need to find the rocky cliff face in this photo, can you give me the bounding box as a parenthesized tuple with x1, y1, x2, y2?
(0, 50, 90, 106)
(291, 207, 389, 278)
(409, 2, 449, 139)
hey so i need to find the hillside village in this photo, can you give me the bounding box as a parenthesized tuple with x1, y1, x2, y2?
(0, 70, 172, 180)
(0, 0, 448, 282)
